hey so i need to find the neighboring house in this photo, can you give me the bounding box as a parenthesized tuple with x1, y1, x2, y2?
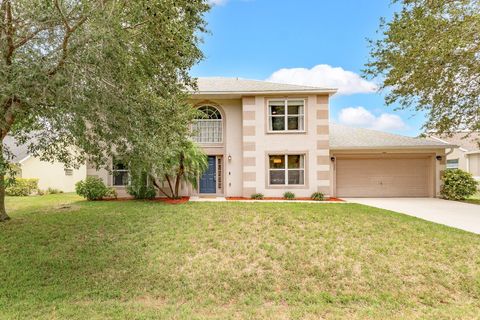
(429, 133, 480, 181)
(89, 77, 454, 198)
(4, 136, 86, 192)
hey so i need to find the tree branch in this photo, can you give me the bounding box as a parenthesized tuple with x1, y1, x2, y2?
(47, 15, 87, 76)
(4, 0, 14, 65)
(1, 96, 21, 139)
(151, 176, 172, 199)
(54, 0, 71, 31)
(164, 174, 175, 198)
(14, 27, 46, 49)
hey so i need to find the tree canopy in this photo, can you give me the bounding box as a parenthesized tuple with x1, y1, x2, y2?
(0, 0, 210, 220)
(365, 0, 480, 136)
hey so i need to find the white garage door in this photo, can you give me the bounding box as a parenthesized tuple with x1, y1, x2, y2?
(336, 156, 432, 197)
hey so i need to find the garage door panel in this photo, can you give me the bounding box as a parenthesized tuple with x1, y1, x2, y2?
(336, 157, 431, 197)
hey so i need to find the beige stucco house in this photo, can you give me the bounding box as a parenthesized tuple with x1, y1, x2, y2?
(90, 77, 454, 198)
(429, 133, 480, 182)
(5, 136, 86, 192)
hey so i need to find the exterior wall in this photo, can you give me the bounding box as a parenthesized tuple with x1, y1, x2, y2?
(191, 98, 243, 197)
(20, 157, 86, 192)
(330, 148, 446, 198)
(241, 94, 330, 198)
(445, 148, 468, 171)
(468, 153, 480, 178)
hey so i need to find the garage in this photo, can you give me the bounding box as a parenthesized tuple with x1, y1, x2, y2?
(335, 155, 433, 197)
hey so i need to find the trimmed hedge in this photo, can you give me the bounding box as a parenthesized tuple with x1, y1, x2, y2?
(441, 169, 478, 200)
(283, 191, 295, 200)
(251, 193, 264, 200)
(5, 178, 39, 196)
(311, 192, 325, 201)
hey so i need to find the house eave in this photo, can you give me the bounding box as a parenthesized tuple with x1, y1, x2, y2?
(330, 145, 455, 151)
(189, 89, 338, 97)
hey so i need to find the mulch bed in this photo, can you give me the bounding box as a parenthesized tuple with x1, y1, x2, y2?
(226, 197, 344, 202)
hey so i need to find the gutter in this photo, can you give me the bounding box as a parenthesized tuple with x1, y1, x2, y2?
(329, 144, 457, 151)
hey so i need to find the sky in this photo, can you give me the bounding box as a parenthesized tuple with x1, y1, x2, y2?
(190, 0, 427, 137)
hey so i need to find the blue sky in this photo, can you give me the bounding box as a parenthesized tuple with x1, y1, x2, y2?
(190, 0, 427, 137)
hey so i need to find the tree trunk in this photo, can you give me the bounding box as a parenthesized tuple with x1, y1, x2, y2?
(0, 144, 10, 221)
(174, 153, 185, 199)
(164, 174, 175, 199)
(0, 174, 9, 222)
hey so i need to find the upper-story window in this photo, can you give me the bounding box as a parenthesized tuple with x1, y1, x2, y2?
(268, 99, 305, 132)
(192, 105, 223, 144)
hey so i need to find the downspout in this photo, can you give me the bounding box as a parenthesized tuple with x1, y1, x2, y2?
(445, 147, 454, 157)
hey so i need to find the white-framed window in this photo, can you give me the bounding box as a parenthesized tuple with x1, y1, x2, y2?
(268, 99, 305, 132)
(446, 159, 459, 169)
(192, 105, 223, 143)
(269, 154, 305, 185)
(112, 158, 129, 186)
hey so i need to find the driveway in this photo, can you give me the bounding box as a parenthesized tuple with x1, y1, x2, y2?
(344, 198, 480, 234)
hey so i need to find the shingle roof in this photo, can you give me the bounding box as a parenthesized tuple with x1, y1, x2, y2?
(191, 77, 337, 94)
(3, 136, 30, 163)
(429, 132, 480, 152)
(330, 124, 454, 149)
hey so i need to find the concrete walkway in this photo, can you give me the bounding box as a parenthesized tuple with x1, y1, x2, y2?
(345, 198, 480, 234)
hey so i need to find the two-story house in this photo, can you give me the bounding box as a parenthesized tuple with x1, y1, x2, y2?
(89, 77, 454, 198)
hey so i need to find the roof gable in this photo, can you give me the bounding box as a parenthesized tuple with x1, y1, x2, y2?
(429, 132, 480, 152)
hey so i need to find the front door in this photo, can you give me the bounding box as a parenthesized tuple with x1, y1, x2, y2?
(200, 156, 216, 194)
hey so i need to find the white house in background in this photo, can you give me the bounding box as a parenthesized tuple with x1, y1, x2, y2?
(429, 133, 480, 181)
(4, 136, 86, 192)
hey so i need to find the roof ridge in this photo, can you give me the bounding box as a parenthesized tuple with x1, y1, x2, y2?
(195, 76, 337, 91)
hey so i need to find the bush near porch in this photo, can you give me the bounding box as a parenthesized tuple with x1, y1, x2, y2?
(1, 194, 480, 319)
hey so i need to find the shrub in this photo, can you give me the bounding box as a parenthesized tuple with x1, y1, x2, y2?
(441, 169, 478, 200)
(75, 177, 113, 201)
(5, 178, 39, 196)
(127, 171, 156, 200)
(311, 192, 325, 201)
(283, 191, 295, 200)
(251, 193, 264, 200)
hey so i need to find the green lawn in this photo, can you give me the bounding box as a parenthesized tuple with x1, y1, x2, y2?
(1, 195, 480, 319)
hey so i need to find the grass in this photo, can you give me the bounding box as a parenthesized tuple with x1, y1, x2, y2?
(1, 194, 480, 319)
(462, 192, 480, 205)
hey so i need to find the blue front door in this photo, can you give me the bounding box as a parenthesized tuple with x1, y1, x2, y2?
(200, 156, 216, 193)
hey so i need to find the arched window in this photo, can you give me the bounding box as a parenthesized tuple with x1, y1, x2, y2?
(192, 105, 223, 143)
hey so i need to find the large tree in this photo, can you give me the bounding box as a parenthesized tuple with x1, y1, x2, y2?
(364, 0, 480, 136)
(0, 0, 209, 221)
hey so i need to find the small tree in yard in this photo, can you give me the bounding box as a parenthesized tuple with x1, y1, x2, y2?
(0, 0, 209, 221)
(148, 141, 208, 199)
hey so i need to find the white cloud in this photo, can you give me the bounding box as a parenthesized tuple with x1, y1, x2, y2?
(266, 64, 378, 95)
(208, 0, 228, 5)
(338, 106, 407, 131)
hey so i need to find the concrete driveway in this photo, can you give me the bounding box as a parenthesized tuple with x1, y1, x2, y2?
(344, 198, 480, 234)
